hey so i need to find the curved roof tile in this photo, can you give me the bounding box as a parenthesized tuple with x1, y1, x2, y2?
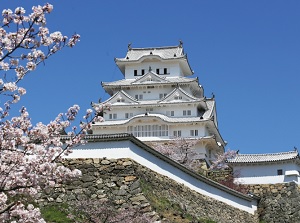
(115, 46, 184, 62)
(227, 151, 299, 163)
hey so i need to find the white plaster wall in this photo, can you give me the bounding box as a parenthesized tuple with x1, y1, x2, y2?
(233, 163, 300, 184)
(66, 141, 257, 214)
(122, 87, 172, 101)
(180, 85, 194, 96)
(194, 144, 208, 159)
(168, 124, 206, 138)
(234, 175, 300, 185)
(104, 103, 199, 120)
(235, 163, 300, 178)
(93, 127, 127, 135)
(124, 61, 182, 79)
(168, 63, 181, 77)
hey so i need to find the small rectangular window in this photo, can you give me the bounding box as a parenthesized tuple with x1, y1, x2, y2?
(125, 113, 133, 119)
(164, 68, 168, 74)
(190, 130, 198, 136)
(135, 95, 139, 100)
(142, 69, 145, 75)
(139, 94, 143, 100)
(190, 130, 194, 136)
(166, 111, 174, 116)
(134, 70, 138, 76)
(113, 114, 117, 119)
(156, 68, 160, 74)
(109, 114, 112, 119)
(160, 93, 167, 99)
(173, 130, 181, 137)
(277, 169, 283, 175)
(183, 110, 191, 116)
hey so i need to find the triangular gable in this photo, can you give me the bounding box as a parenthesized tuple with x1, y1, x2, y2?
(105, 90, 139, 105)
(132, 71, 168, 84)
(159, 87, 199, 103)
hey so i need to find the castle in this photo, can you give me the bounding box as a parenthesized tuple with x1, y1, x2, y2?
(66, 43, 300, 222)
(91, 42, 225, 167)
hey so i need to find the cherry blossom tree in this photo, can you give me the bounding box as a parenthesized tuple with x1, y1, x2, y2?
(0, 4, 105, 222)
(68, 199, 152, 223)
(149, 138, 202, 172)
(208, 149, 248, 193)
(209, 149, 237, 170)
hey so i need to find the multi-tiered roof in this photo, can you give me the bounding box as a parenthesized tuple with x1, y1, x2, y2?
(92, 43, 226, 164)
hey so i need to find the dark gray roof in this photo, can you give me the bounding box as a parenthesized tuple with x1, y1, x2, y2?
(115, 45, 185, 62)
(114, 44, 193, 76)
(227, 151, 299, 164)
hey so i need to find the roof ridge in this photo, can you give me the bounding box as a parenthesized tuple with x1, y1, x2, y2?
(237, 151, 297, 156)
(129, 45, 181, 51)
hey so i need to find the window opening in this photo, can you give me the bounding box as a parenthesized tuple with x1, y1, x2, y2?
(164, 68, 168, 74)
(127, 124, 168, 137)
(173, 130, 181, 137)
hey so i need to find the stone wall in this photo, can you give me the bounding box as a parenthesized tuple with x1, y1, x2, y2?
(247, 182, 300, 223)
(39, 158, 159, 220)
(40, 158, 258, 223)
(133, 161, 258, 223)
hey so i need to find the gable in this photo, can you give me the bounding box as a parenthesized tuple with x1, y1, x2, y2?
(131, 71, 168, 85)
(159, 87, 199, 103)
(107, 90, 138, 105)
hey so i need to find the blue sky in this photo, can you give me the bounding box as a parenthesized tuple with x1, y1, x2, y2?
(2, 1, 300, 154)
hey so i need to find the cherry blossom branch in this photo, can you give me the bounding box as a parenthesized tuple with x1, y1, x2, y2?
(0, 4, 83, 222)
(0, 201, 15, 215)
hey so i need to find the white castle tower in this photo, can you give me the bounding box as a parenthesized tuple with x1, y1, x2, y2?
(91, 42, 226, 166)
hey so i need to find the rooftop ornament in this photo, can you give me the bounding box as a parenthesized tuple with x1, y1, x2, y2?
(128, 42, 132, 50)
(179, 40, 183, 47)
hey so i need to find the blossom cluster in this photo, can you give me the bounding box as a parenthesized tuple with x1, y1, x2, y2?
(0, 3, 80, 120)
(209, 149, 237, 170)
(0, 106, 90, 222)
(0, 4, 97, 222)
(150, 137, 201, 171)
(68, 199, 152, 223)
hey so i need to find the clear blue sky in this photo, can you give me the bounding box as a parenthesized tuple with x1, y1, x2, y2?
(2, 0, 300, 154)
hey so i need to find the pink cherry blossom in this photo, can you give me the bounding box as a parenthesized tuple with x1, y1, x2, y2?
(0, 3, 98, 222)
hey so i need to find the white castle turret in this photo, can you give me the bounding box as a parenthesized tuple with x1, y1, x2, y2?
(91, 42, 225, 166)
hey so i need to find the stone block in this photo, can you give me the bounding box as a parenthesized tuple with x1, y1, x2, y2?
(112, 189, 127, 196)
(125, 176, 136, 182)
(123, 161, 133, 166)
(93, 158, 100, 164)
(101, 160, 111, 165)
(130, 194, 147, 202)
